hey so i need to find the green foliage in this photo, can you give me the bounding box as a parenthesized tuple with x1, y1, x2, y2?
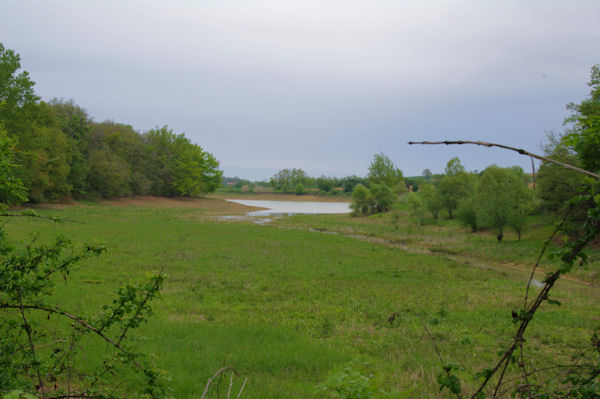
(456, 196, 478, 232)
(341, 175, 369, 193)
(49, 99, 92, 197)
(537, 132, 587, 212)
(0, 227, 168, 398)
(87, 147, 132, 197)
(420, 184, 443, 219)
(477, 165, 533, 242)
(406, 193, 426, 225)
(0, 128, 27, 208)
(436, 363, 462, 395)
(0, 42, 39, 131)
(437, 158, 474, 218)
(0, 126, 168, 396)
(270, 168, 307, 193)
(0, 43, 222, 203)
(369, 184, 396, 213)
(295, 182, 305, 195)
(317, 361, 390, 399)
(562, 64, 600, 173)
(143, 126, 222, 197)
(351, 183, 396, 216)
(368, 153, 404, 189)
(351, 184, 374, 215)
(317, 176, 335, 193)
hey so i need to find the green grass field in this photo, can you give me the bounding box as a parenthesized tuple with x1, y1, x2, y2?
(4, 198, 599, 398)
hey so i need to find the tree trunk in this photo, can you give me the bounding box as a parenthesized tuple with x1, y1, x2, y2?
(497, 231, 503, 242)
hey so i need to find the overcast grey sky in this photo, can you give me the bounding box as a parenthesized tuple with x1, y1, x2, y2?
(2, 0, 599, 180)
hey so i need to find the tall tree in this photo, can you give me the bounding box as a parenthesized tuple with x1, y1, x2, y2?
(0, 127, 27, 207)
(0, 42, 39, 133)
(144, 126, 221, 197)
(437, 157, 474, 218)
(478, 165, 533, 242)
(270, 168, 307, 193)
(561, 64, 600, 173)
(537, 132, 587, 212)
(50, 99, 92, 197)
(368, 152, 404, 190)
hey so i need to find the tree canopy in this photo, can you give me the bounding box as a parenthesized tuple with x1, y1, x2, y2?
(477, 165, 533, 242)
(437, 157, 474, 218)
(0, 42, 222, 203)
(368, 152, 404, 189)
(561, 64, 600, 173)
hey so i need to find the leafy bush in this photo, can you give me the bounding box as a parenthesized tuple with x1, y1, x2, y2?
(316, 361, 390, 399)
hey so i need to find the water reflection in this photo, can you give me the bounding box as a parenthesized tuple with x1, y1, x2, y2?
(226, 199, 351, 216)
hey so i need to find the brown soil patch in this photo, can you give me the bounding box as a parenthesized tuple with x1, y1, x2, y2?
(23, 196, 266, 215)
(100, 196, 266, 215)
(100, 196, 219, 208)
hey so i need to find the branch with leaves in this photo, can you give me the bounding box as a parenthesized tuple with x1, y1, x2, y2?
(410, 140, 600, 398)
(0, 230, 169, 398)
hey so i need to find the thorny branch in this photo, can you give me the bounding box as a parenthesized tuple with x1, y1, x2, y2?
(1, 304, 143, 369)
(410, 140, 600, 398)
(408, 140, 600, 179)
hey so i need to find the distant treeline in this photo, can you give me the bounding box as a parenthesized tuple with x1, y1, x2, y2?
(0, 43, 222, 204)
(221, 171, 371, 195)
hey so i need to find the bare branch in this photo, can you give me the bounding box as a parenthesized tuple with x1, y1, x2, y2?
(1, 212, 85, 224)
(407, 140, 600, 179)
(236, 377, 248, 399)
(1, 304, 142, 370)
(200, 366, 238, 399)
(18, 294, 47, 399)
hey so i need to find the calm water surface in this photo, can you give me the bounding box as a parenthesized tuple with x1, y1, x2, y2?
(226, 199, 351, 216)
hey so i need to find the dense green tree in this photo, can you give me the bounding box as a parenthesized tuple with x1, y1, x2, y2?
(368, 152, 404, 189)
(295, 182, 305, 195)
(316, 176, 334, 193)
(561, 65, 600, 173)
(537, 133, 587, 212)
(0, 44, 73, 202)
(478, 165, 533, 242)
(171, 141, 221, 196)
(406, 192, 426, 225)
(49, 99, 92, 196)
(1, 43, 222, 202)
(370, 183, 396, 213)
(0, 128, 27, 207)
(144, 126, 221, 196)
(420, 184, 443, 219)
(351, 184, 374, 215)
(87, 148, 131, 197)
(341, 175, 368, 193)
(0, 43, 39, 134)
(270, 168, 307, 193)
(456, 196, 479, 232)
(437, 157, 475, 218)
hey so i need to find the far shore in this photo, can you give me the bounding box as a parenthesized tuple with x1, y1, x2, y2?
(208, 192, 352, 203)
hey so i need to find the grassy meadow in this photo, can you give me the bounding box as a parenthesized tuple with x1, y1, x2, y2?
(4, 197, 599, 398)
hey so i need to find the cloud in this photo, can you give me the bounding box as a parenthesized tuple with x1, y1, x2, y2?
(2, 0, 598, 178)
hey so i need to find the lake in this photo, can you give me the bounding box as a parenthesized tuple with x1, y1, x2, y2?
(226, 199, 352, 216)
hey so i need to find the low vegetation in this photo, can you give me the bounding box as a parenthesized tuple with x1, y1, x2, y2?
(1, 196, 598, 398)
(2, 41, 599, 398)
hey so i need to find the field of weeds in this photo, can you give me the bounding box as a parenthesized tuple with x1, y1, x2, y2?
(4, 198, 598, 397)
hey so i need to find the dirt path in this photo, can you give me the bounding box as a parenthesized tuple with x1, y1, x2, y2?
(301, 227, 599, 296)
